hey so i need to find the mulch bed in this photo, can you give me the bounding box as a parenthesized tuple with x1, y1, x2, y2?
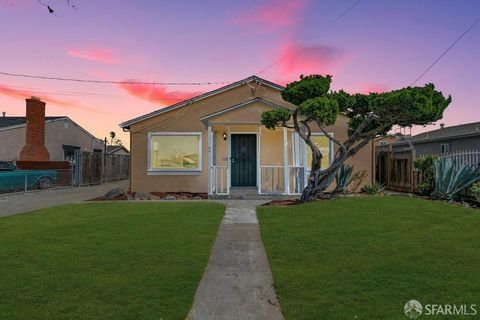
(89, 192, 208, 201)
(151, 192, 208, 199)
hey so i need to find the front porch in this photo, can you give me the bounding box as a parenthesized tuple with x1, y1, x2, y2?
(207, 123, 308, 197)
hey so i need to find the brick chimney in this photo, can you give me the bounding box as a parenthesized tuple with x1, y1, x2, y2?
(19, 97, 50, 161)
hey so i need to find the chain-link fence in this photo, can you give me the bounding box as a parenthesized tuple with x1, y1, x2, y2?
(0, 151, 129, 197)
(0, 168, 74, 196)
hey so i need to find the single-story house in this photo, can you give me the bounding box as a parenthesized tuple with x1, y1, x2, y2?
(106, 145, 130, 155)
(120, 76, 375, 196)
(391, 122, 480, 155)
(0, 98, 104, 162)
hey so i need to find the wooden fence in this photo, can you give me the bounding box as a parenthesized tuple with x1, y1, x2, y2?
(376, 149, 480, 193)
(376, 149, 416, 192)
(73, 151, 130, 186)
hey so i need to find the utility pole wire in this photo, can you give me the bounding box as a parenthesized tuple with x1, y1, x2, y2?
(0, 71, 231, 86)
(411, 14, 480, 86)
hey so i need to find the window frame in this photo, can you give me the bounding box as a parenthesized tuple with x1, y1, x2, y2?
(147, 132, 203, 175)
(440, 143, 450, 154)
(305, 132, 334, 170)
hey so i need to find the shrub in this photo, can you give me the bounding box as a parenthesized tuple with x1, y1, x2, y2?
(413, 155, 436, 195)
(432, 157, 480, 201)
(470, 182, 480, 203)
(334, 164, 354, 194)
(348, 170, 368, 193)
(362, 182, 385, 195)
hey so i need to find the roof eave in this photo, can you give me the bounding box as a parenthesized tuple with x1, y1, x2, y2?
(119, 75, 285, 130)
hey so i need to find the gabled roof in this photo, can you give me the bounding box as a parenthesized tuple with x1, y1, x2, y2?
(199, 97, 288, 125)
(0, 116, 103, 143)
(106, 145, 130, 154)
(395, 121, 480, 145)
(119, 75, 285, 130)
(0, 116, 66, 129)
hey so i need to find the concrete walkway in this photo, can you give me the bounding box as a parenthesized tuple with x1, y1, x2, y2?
(187, 200, 284, 320)
(0, 180, 128, 217)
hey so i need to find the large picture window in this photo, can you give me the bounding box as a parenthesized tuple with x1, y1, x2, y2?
(149, 132, 202, 172)
(306, 134, 332, 169)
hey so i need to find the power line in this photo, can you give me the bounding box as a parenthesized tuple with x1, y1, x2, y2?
(256, 0, 363, 75)
(3, 84, 115, 97)
(0, 71, 232, 86)
(411, 14, 480, 86)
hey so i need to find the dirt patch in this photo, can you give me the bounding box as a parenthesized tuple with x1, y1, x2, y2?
(261, 199, 303, 206)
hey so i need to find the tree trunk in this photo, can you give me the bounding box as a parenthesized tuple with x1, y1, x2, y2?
(300, 169, 337, 202)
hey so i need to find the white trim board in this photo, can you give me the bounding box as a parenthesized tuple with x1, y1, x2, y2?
(147, 131, 203, 174)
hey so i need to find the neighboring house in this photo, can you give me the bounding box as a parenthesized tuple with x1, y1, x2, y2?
(106, 145, 130, 155)
(391, 122, 480, 155)
(120, 75, 375, 196)
(0, 98, 104, 162)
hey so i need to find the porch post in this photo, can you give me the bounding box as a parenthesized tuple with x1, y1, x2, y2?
(257, 125, 261, 194)
(227, 125, 231, 195)
(207, 125, 213, 195)
(283, 127, 290, 194)
(301, 138, 308, 188)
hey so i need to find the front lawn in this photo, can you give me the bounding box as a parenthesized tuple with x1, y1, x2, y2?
(257, 197, 480, 320)
(0, 202, 224, 320)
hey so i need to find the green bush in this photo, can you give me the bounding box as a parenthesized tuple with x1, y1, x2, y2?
(413, 155, 436, 195)
(362, 182, 385, 195)
(470, 182, 480, 203)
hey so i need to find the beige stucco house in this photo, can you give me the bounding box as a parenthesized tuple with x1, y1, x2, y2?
(120, 76, 375, 196)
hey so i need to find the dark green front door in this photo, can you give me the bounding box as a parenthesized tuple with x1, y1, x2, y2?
(231, 134, 257, 187)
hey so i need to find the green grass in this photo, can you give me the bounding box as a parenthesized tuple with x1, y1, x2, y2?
(257, 197, 480, 320)
(0, 202, 224, 320)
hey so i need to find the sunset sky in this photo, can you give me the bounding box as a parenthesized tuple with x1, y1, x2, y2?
(1, 0, 479, 147)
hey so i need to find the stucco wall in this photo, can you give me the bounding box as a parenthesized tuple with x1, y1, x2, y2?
(128, 82, 374, 193)
(0, 119, 104, 161)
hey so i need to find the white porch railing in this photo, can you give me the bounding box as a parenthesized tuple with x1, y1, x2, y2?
(210, 166, 229, 195)
(260, 166, 304, 195)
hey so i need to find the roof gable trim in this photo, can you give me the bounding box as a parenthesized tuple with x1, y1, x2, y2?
(119, 75, 285, 129)
(199, 98, 286, 125)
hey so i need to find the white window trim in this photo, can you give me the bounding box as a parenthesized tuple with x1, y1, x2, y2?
(440, 143, 450, 154)
(305, 132, 334, 170)
(147, 132, 202, 174)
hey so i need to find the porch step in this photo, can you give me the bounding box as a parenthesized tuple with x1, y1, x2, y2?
(230, 187, 258, 198)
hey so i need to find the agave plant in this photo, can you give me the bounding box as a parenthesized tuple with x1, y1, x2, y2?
(334, 164, 354, 194)
(432, 157, 480, 200)
(362, 182, 385, 195)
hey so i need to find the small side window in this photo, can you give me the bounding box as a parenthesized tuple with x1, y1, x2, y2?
(440, 143, 450, 153)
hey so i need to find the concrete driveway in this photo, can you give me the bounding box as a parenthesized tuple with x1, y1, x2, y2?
(0, 180, 128, 217)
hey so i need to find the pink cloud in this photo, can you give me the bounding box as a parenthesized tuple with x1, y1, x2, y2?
(355, 84, 389, 94)
(67, 48, 120, 64)
(0, 84, 100, 113)
(231, 0, 308, 32)
(274, 42, 346, 78)
(117, 81, 203, 106)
